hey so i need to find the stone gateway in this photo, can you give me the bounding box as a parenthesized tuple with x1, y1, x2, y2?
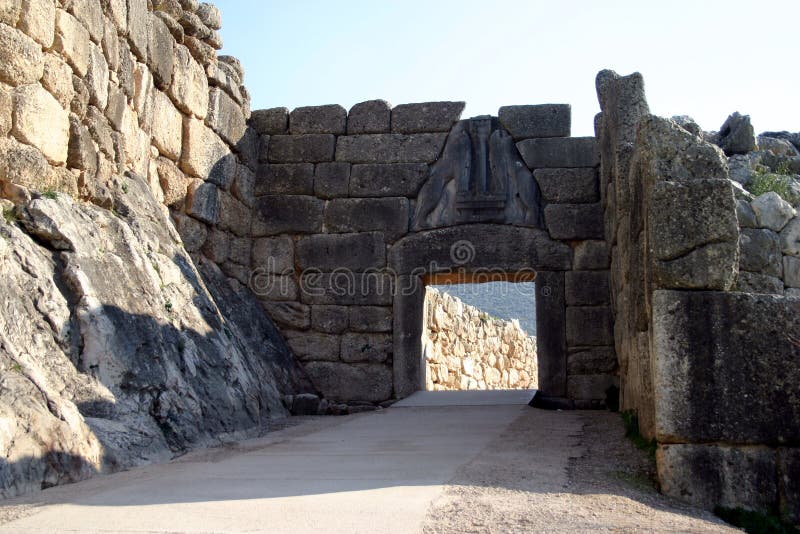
(0, 0, 797, 526)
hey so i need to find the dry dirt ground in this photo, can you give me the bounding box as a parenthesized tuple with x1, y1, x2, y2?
(422, 409, 739, 533)
(0, 406, 739, 533)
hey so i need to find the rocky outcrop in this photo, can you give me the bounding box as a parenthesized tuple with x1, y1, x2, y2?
(423, 288, 537, 391)
(0, 176, 314, 499)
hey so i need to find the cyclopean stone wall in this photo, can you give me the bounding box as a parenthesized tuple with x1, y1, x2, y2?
(247, 102, 617, 407)
(0, 0, 317, 499)
(422, 287, 537, 391)
(597, 70, 800, 523)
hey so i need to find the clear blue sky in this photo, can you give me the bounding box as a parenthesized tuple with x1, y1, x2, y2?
(214, 0, 800, 137)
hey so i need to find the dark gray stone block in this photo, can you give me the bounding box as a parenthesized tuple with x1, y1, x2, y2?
(544, 203, 604, 240)
(311, 305, 349, 334)
(324, 198, 409, 242)
(349, 163, 429, 198)
(739, 228, 783, 278)
(289, 104, 347, 135)
(735, 271, 784, 294)
(498, 104, 571, 140)
(283, 330, 340, 362)
(296, 233, 386, 272)
(252, 235, 294, 274)
(186, 181, 219, 224)
(778, 448, 800, 524)
(389, 224, 571, 274)
(261, 301, 310, 330)
(252, 195, 323, 236)
(536, 271, 566, 396)
(341, 333, 392, 363)
(348, 306, 392, 333)
(566, 306, 613, 346)
(300, 273, 394, 306)
(393, 278, 424, 398)
(652, 290, 800, 444)
(567, 374, 617, 400)
(391, 101, 464, 133)
(268, 134, 335, 163)
(336, 133, 447, 163)
(254, 163, 314, 196)
(147, 12, 173, 90)
(565, 271, 610, 306)
(314, 161, 351, 199)
(573, 240, 609, 270)
(249, 107, 288, 135)
(534, 168, 598, 203)
(517, 137, 598, 168)
(567, 347, 617, 374)
(348, 100, 391, 134)
(658, 444, 778, 512)
(303, 361, 392, 402)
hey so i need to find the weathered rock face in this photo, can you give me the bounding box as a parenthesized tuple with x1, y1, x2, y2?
(0, 179, 314, 499)
(0, 0, 316, 500)
(422, 288, 537, 391)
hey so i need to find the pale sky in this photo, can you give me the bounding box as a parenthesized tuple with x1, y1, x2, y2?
(214, 0, 800, 137)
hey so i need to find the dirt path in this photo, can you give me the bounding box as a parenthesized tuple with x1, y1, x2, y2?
(422, 409, 739, 533)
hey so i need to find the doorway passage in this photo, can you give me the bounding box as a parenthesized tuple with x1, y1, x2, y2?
(421, 273, 538, 391)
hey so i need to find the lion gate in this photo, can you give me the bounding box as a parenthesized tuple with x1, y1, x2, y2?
(249, 102, 616, 407)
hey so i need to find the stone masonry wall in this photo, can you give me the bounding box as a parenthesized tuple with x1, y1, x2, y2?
(597, 70, 800, 523)
(246, 101, 617, 406)
(422, 288, 537, 391)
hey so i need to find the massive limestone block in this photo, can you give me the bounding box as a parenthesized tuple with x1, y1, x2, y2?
(54, 9, 91, 76)
(86, 43, 109, 109)
(255, 163, 314, 196)
(147, 12, 174, 90)
(348, 306, 392, 333)
(249, 107, 288, 135)
(652, 290, 800, 444)
(389, 224, 572, 274)
(0, 137, 50, 191)
(739, 228, 783, 278)
(341, 333, 392, 363)
(207, 87, 245, 145)
(303, 361, 392, 402)
(390, 101, 464, 133)
(127, 0, 148, 61)
(68, 0, 103, 43)
(336, 133, 447, 164)
(168, 44, 208, 119)
(186, 179, 219, 224)
(324, 197, 409, 241)
(717, 112, 756, 156)
(313, 161, 350, 199)
(296, 232, 386, 272)
(12, 84, 70, 165)
(289, 104, 346, 135)
(19, 1, 54, 48)
(534, 168, 598, 204)
(751, 191, 795, 232)
(349, 163, 429, 197)
(268, 134, 335, 163)
(517, 137, 598, 168)
(152, 90, 183, 160)
(180, 117, 236, 187)
(780, 217, 800, 256)
(300, 272, 394, 306)
(658, 444, 778, 513)
(41, 54, 74, 108)
(283, 331, 340, 362)
(544, 203, 604, 240)
(0, 23, 44, 86)
(347, 100, 391, 134)
(633, 115, 739, 290)
(252, 195, 323, 236)
(310, 305, 349, 334)
(565, 271, 610, 306)
(498, 104, 571, 140)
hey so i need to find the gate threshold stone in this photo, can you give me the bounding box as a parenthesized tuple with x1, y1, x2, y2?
(392, 389, 537, 407)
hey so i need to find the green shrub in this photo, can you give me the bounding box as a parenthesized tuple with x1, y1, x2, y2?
(42, 190, 58, 200)
(746, 168, 793, 201)
(2, 207, 16, 224)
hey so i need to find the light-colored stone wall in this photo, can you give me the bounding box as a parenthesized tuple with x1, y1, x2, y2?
(422, 288, 537, 390)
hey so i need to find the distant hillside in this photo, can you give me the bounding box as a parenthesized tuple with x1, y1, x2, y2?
(430, 281, 537, 336)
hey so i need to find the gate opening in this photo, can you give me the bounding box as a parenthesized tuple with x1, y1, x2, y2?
(421, 273, 538, 391)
